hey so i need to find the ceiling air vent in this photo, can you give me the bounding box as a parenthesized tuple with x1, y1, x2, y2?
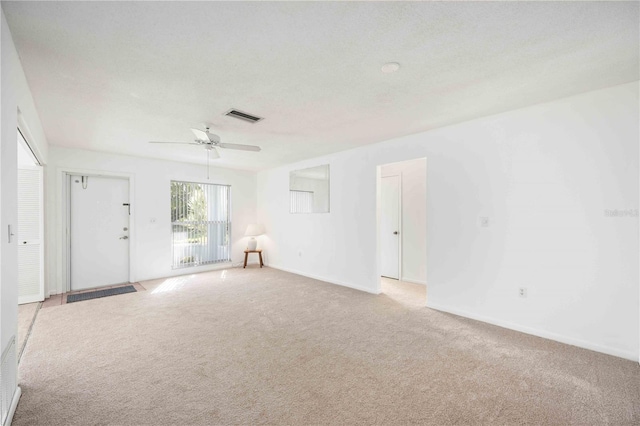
(224, 109, 263, 124)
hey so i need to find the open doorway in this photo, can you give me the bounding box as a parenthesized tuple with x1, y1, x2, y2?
(377, 158, 427, 307)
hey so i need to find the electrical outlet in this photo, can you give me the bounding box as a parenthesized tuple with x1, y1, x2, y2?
(518, 287, 527, 298)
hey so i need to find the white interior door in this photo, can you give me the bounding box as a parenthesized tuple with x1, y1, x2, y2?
(381, 175, 400, 279)
(70, 175, 130, 291)
(18, 166, 44, 304)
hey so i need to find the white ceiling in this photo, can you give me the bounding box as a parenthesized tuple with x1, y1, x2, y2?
(3, 1, 638, 171)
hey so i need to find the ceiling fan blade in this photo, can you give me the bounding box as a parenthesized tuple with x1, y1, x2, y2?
(207, 146, 220, 159)
(217, 142, 261, 152)
(149, 141, 201, 145)
(190, 128, 209, 142)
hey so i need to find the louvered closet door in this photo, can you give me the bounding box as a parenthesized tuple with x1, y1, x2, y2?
(18, 166, 44, 304)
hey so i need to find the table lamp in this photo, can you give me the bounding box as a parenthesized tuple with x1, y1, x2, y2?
(244, 224, 264, 251)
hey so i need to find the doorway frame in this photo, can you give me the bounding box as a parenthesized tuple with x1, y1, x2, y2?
(375, 157, 428, 297)
(57, 168, 136, 294)
(16, 125, 49, 305)
(379, 173, 402, 280)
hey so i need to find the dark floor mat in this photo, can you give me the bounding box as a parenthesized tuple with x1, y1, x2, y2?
(67, 285, 137, 303)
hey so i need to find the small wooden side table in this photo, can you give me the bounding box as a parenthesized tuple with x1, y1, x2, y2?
(243, 249, 264, 268)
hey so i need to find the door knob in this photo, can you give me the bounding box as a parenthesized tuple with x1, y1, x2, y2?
(119, 236, 129, 240)
(393, 231, 398, 235)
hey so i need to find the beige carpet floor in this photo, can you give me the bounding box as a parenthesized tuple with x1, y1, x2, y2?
(381, 277, 426, 308)
(15, 267, 640, 425)
(17, 302, 39, 361)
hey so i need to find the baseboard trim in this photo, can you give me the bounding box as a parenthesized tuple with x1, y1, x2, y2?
(426, 301, 637, 361)
(269, 264, 380, 295)
(6, 386, 21, 426)
(400, 277, 427, 286)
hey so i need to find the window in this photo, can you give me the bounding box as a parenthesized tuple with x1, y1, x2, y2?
(171, 181, 231, 268)
(290, 190, 314, 214)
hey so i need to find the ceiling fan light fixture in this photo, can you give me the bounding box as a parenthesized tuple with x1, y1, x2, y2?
(206, 146, 220, 158)
(150, 126, 260, 167)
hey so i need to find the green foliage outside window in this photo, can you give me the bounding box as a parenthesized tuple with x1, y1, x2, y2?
(171, 182, 208, 242)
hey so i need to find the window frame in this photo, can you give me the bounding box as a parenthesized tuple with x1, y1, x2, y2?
(170, 180, 232, 269)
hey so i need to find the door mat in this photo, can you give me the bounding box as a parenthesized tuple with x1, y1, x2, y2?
(67, 285, 137, 303)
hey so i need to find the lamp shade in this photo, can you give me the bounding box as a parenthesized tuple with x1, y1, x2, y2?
(244, 224, 264, 237)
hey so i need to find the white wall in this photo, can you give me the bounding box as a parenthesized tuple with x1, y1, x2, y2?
(381, 158, 427, 285)
(2, 7, 49, 351)
(46, 147, 256, 295)
(1, 9, 49, 420)
(258, 82, 639, 361)
(290, 175, 329, 213)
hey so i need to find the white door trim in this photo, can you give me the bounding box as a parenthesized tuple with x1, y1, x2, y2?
(375, 157, 428, 295)
(397, 175, 403, 281)
(376, 166, 382, 292)
(380, 174, 402, 280)
(56, 168, 136, 295)
(18, 112, 44, 166)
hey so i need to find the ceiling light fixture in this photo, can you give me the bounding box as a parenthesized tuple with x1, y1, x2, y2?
(381, 62, 400, 74)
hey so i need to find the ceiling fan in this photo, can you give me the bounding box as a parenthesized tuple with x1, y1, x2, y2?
(150, 127, 261, 156)
(150, 127, 261, 178)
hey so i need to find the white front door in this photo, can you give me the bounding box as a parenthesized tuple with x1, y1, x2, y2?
(18, 165, 44, 304)
(381, 175, 400, 279)
(70, 175, 129, 291)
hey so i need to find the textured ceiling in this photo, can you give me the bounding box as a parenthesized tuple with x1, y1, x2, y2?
(3, 1, 638, 171)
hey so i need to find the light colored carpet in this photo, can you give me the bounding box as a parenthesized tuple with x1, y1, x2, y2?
(17, 302, 39, 361)
(15, 267, 640, 425)
(381, 277, 426, 308)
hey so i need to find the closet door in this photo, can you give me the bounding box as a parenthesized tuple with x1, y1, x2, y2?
(18, 165, 44, 304)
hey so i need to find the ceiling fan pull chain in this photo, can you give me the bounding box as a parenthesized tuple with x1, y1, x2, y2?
(207, 148, 210, 180)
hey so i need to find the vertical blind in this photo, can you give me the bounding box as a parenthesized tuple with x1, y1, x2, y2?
(171, 181, 231, 268)
(290, 190, 314, 213)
